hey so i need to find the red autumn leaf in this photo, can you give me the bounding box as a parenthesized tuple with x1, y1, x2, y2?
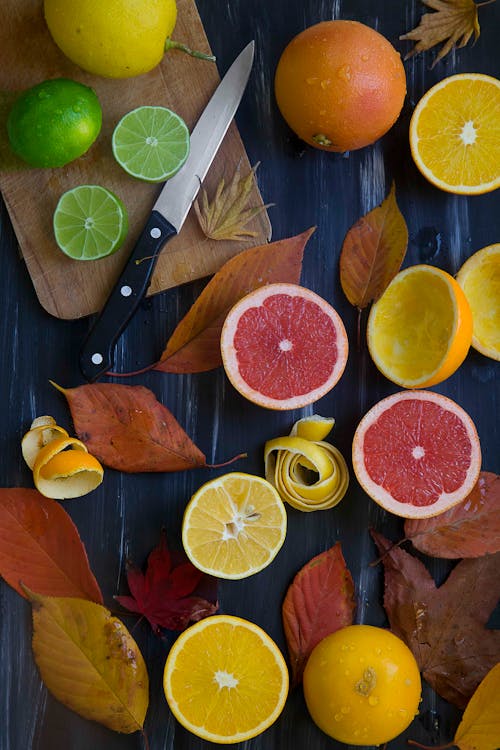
(0, 488, 102, 602)
(115, 530, 218, 633)
(404, 472, 500, 558)
(154, 228, 314, 373)
(282, 543, 356, 686)
(55, 382, 206, 473)
(339, 182, 408, 310)
(371, 529, 500, 708)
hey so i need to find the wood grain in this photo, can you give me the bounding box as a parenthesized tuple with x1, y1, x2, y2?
(0, 0, 271, 320)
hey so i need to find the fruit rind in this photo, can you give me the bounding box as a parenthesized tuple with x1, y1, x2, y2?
(163, 614, 289, 744)
(456, 244, 500, 361)
(352, 390, 481, 519)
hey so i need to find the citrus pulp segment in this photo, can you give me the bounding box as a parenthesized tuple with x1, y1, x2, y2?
(53, 185, 128, 261)
(367, 265, 473, 388)
(456, 244, 500, 361)
(220, 283, 348, 410)
(6, 78, 102, 168)
(182, 472, 287, 579)
(352, 391, 481, 519)
(112, 106, 190, 182)
(163, 615, 289, 743)
(409, 73, 500, 194)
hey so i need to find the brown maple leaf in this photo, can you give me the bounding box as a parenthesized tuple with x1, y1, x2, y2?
(400, 0, 487, 68)
(194, 162, 273, 241)
(371, 530, 500, 708)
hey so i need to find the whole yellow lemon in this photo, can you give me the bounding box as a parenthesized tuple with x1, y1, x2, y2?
(43, 0, 177, 78)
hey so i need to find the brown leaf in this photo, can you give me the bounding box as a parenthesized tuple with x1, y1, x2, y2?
(194, 162, 273, 241)
(372, 530, 500, 708)
(339, 182, 408, 310)
(155, 228, 314, 373)
(400, 0, 481, 68)
(56, 382, 206, 473)
(0, 488, 102, 602)
(454, 663, 500, 750)
(28, 591, 149, 733)
(282, 543, 356, 686)
(404, 472, 500, 558)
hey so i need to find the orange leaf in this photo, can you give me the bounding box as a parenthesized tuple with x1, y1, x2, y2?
(454, 663, 500, 750)
(282, 543, 355, 686)
(154, 228, 314, 373)
(0, 488, 102, 602)
(339, 183, 408, 310)
(56, 383, 206, 473)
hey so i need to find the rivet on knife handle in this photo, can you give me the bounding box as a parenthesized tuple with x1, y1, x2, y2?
(79, 211, 177, 382)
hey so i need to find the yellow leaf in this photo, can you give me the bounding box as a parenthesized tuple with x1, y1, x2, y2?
(400, 0, 482, 68)
(454, 663, 500, 750)
(194, 162, 273, 241)
(28, 591, 149, 734)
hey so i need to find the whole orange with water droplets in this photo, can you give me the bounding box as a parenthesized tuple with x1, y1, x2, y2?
(274, 20, 406, 152)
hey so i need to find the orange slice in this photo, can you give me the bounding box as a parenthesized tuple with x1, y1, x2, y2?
(367, 265, 472, 388)
(182, 472, 287, 579)
(456, 244, 500, 361)
(163, 615, 289, 743)
(33, 436, 104, 500)
(409, 73, 500, 195)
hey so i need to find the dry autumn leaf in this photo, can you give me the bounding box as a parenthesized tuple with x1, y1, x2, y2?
(454, 663, 500, 750)
(27, 590, 149, 734)
(115, 530, 218, 633)
(194, 162, 273, 241)
(372, 530, 500, 708)
(0, 488, 102, 602)
(54, 382, 206, 473)
(400, 0, 484, 68)
(282, 543, 356, 686)
(155, 228, 314, 373)
(404, 472, 500, 558)
(339, 182, 408, 312)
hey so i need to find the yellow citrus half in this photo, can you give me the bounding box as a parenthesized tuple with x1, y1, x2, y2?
(456, 244, 500, 361)
(367, 265, 473, 388)
(182, 472, 287, 579)
(409, 73, 500, 194)
(163, 615, 289, 743)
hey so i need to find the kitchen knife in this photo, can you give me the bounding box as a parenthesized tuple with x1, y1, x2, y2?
(79, 41, 255, 382)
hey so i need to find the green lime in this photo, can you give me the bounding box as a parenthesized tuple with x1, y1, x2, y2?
(53, 185, 128, 261)
(7, 78, 102, 169)
(112, 105, 190, 183)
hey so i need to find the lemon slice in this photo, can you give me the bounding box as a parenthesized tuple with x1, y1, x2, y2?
(182, 473, 287, 579)
(22, 416, 69, 469)
(456, 244, 500, 361)
(33, 436, 104, 500)
(265, 416, 349, 511)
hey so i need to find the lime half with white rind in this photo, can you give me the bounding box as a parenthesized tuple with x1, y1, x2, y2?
(53, 185, 128, 261)
(112, 105, 190, 183)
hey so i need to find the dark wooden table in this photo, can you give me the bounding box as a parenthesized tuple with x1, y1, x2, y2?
(1, 1, 499, 748)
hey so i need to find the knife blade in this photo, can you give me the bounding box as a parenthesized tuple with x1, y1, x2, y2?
(79, 41, 255, 382)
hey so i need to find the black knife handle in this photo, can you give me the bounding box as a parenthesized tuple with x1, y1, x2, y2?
(79, 210, 177, 382)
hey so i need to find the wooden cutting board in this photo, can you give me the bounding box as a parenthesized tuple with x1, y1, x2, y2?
(0, 0, 271, 320)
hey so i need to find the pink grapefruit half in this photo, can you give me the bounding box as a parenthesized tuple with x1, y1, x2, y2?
(220, 283, 348, 410)
(352, 390, 481, 518)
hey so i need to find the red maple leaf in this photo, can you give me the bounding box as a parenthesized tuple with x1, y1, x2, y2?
(115, 530, 218, 633)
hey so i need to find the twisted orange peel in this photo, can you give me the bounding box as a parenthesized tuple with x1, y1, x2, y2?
(22, 417, 103, 499)
(264, 416, 349, 512)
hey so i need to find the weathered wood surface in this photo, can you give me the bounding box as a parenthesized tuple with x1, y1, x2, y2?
(0, 0, 499, 749)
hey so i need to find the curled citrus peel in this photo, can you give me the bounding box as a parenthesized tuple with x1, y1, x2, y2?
(22, 417, 103, 499)
(264, 416, 349, 512)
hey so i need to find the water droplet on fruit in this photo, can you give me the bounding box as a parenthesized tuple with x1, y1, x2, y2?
(73, 105, 81, 113)
(320, 79, 331, 89)
(368, 696, 379, 706)
(341, 706, 350, 714)
(306, 77, 318, 85)
(361, 54, 369, 61)
(341, 644, 348, 652)
(375, 648, 382, 655)
(337, 65, 351, 81)
(334, 713, 343, 722)
(399, 708, 408, 718)
(38, 91, 50, 100)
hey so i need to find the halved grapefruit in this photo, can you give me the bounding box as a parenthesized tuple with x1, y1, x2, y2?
(352, 391, 481, 518)
(220, 283, 348, 410)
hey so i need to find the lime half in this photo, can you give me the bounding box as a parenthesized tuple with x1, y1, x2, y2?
(112, 106, 190, 183)
(53, 185, 128, 261)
